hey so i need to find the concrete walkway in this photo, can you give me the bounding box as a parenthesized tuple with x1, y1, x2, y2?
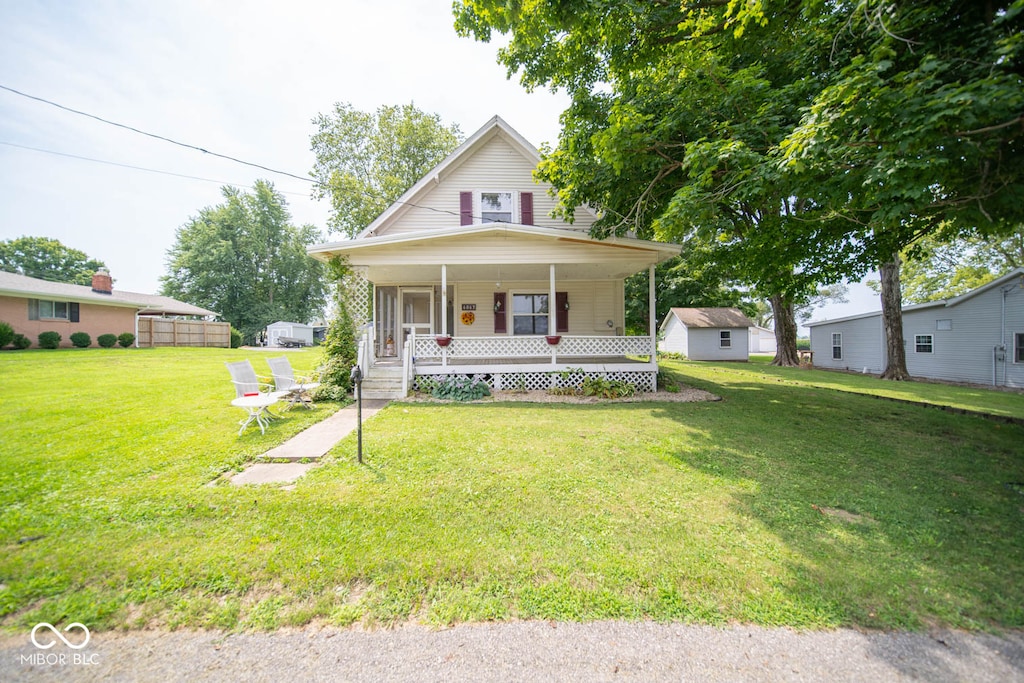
(229, 400, 389, 486)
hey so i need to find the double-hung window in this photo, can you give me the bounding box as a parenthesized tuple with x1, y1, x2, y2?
(832, 333, 843, 360)
(460, 191, 534, 226)
(480, 192, 514, 223)
(915, 334, 934, 353)
(512, 294, 548, 335)
(1015, 333, 1024, 363)
(719, 330, 732, 348)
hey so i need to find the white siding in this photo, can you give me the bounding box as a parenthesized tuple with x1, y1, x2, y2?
(903, 284, 1024, 387)
(449, 280, 624, 338)
(379, 135, 595, 236)
(687, 327, 750, 361)
(810, 316, 885, 373)
(658, 316, 689, 355)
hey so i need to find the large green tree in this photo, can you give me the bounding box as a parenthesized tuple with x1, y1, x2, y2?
(456, 0, 831, 365)
(310, 103, 463, 238)
(778, 0, 1024, 378)
(0, 236, 107, 285)
(161, 181, 327, 343)
(455, 0, 1024, 377)
(869, 228, 1024, 304)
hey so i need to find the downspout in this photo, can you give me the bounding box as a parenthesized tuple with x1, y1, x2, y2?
(134, 311, 140, 348)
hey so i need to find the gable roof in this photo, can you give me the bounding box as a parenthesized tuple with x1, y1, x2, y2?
(807, 267, 1024, 327)
(663, 307, 755, 329)
(356, 115, 599, 239)
(0, 270, 219, 317)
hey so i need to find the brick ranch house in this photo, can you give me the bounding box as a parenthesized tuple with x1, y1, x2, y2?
(0, 269, 222, 348)
(308, 116, 681, 398)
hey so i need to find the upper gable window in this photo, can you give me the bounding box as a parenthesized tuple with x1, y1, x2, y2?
(461, 191, 534, 226)
(481, 192, 514, 223)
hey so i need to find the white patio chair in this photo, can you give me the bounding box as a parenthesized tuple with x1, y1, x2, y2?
(225, 360, 288, 434)
(267, 356, 320, 409)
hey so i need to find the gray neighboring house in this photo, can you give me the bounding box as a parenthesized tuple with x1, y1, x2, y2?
(658, 307, 754, 361)
(807, 268, 1024, 388)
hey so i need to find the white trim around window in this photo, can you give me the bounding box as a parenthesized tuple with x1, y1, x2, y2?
(1014, 332, 1024, 364)
(914, 334, 934, 353)
(831, 332, 843, 360)
(477, 190, 518, 224)
(719, 330, 732, 348)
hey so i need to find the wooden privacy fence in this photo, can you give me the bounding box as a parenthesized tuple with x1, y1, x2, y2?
(137, 317, 231, 348)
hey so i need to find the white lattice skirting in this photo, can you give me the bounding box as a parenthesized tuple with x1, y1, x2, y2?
(412, 370, 657, 393)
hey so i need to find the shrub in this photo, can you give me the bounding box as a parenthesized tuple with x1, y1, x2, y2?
(312, 302, 357, 401)
(0, 321, 13, 348)
(431, 375, 491, 402)
(581, 376, 636, 399)
(12, 334, 31, 350)
(38, 331, 61, 349)
(70, 332, 92, 348)
(230, 326, 242, 349)
(97, 333, 118, 348)
(117, 332, 135, 348)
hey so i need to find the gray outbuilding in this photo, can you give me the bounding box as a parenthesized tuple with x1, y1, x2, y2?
(807, 268, 1024, 388)
(658, 307, 754, 361)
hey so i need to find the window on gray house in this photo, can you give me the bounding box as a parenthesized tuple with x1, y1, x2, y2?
(832, 333, 843, 360)
(719, 330, 731, 348)
(915, 334, 933, 353)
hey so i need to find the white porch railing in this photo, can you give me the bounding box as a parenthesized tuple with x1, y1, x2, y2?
(411, 335, 653, 363)
(355, 323, 374, 379)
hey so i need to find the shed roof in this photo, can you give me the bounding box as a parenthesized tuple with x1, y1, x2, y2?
(665, 307, 755, 329)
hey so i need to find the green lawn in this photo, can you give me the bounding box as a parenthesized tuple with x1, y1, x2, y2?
(1, 349, 1022, 632)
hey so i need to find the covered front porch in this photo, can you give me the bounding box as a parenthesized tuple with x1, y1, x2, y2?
(309, 223, 680, 398)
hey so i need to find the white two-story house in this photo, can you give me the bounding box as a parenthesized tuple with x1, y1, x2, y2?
(308, 116, 681, 398)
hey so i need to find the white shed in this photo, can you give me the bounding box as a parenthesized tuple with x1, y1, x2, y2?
(265, 321, 314, 347)
(658, 308, 754, 361)
(807, 268, 1024, 388)
(748, 325, 777, 354)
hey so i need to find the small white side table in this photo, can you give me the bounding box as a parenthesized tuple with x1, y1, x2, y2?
(231, 394, 280, 435)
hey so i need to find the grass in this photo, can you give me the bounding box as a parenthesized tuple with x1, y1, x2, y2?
(1, 349, 1022, 633)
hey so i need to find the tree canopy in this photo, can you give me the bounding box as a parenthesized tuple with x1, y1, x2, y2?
(310, 102, 463, 238)
(161, 181, 327, 343)
(455, 0, 1024, 374)
(0, 236, 107, 285)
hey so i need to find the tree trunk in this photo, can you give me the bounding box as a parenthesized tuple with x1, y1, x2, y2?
(770, 293, 800, 367)
(879, 256, 911, 380)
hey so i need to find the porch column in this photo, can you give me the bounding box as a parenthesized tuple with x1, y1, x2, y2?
(550, 264, 557, 365)
(649, 264, 657, 360)
(441, 264, 448, 368)
(441, 265, 448, 337)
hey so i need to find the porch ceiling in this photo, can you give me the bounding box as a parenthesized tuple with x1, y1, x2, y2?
(364, 262, 639, 282)
(308, 224, 680, 282)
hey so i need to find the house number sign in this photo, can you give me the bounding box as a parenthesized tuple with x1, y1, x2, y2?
(461, 304, 477, 311)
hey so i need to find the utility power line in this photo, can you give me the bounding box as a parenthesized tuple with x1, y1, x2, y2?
(0, 83, 316, 185)
(0, 140, 311, 197)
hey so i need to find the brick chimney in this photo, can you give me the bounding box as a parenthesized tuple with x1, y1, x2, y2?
(91, 268, 113, 294)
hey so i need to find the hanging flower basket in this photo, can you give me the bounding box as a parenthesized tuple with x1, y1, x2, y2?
(545, 335, 562, 345)
(435, 335, 452, 347)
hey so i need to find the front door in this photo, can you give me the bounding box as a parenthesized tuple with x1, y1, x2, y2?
(399, 288, 433, 356)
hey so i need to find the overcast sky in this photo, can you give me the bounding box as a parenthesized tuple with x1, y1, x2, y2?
(0, 0, 878, 327)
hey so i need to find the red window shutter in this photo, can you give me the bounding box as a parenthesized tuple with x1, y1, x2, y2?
(460, 191, 473, 226)
(494, 292, 507, 334)
(555, 292, 568, 333)
(520, 191, 534, 225)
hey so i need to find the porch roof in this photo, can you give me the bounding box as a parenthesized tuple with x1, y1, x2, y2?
(308, 223, 681, 281)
